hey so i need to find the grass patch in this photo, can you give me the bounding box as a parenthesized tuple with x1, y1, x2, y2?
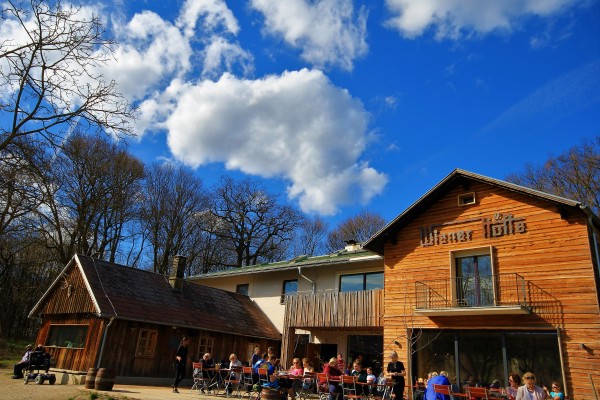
(0, 338, 31, 369)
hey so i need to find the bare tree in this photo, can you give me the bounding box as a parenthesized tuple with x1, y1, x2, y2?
(36, 133, 144, 264)
(506, 136, 600, 214)
(208, 176, 303, 267)
(0, 0, 134, 156)
(292, 216, 328, 257)
(139, 163, 209, 275)
(326, 210, 386, 252)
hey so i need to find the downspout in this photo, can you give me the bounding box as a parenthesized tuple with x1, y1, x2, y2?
(96, 317, 115, 368)
(298, 266, 316, 294)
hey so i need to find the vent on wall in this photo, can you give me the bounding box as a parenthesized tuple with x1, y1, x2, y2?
(458, 192, 476, 206)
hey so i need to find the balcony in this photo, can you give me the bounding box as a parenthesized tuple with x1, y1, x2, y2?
(414, 273, 531, 316)
(283, 289, 384, 329)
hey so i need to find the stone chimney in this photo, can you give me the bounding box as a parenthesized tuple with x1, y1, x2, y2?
(169, 255, 186, 293)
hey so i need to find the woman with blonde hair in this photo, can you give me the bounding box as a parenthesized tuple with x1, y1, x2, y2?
(516, 372, 545, 400)
(387, 351, 406, 400)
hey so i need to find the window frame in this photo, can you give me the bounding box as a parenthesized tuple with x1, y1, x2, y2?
(281, 279, 298, 304)
(449, 246, 495, 307)
(46, 324, 89, 349)
(339, 271, 384, 292)
(197, 335, 215, 358)
(236, 284, 249, 296)
(135, 328, 158, 358)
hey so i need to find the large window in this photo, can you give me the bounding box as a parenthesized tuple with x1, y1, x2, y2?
(281, 279, 298, 303)
(412, 330, 562, 388)
(339, 272, 383, 292)
(135, 329, 158, 357)
(47, 324, 88, 348)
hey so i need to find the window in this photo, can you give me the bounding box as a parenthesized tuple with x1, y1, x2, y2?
(236, 284, 249, 296)
(281, 279, 298, 303)
(47, 324, 88, 348)
(135, 329, 158, 357)
(450, 246, 494, 307)
(458, 192, 476, 206)
(339, 272, 383, 292)
(198, 336, 215, 357)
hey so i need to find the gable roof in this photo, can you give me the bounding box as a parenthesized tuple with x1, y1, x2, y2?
(30, 254, 281, 340)
(364, 168, 598, 255)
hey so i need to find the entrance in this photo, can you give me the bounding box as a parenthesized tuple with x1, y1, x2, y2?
(456, 255, 493, 307)
(348, 335, 383, 375)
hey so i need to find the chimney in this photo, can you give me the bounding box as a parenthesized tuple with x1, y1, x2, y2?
(344, 240, 360, 252)
(169, 255, 186, 293)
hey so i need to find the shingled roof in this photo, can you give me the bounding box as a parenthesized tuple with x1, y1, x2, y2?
(30, 254, 281, 340)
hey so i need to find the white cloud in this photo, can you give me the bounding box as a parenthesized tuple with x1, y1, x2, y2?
(161, 69, 387, 215)
(201, 36, 254, 79)
(384, 0, 578, 39)
(250, 0, 368, 71)
(176, 0, 240, 36)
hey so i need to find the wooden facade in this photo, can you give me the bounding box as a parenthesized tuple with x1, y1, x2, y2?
(281, 289, 384, 367)
(365, 170, 600, 399)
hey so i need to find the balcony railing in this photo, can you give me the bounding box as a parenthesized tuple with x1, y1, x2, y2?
(283, 289, 384, 329)
(415, 273, 529, 313)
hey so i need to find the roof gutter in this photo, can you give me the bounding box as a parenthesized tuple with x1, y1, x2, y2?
(96, 317, 115, 368)
(298, 266, 316, 294)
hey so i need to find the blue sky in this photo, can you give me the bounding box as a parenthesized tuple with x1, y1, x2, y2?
(7, 0, 600, 226)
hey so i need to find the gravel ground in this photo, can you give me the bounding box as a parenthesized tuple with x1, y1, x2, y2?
(0, 367, 121, 400)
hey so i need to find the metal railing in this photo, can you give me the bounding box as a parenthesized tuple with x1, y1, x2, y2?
(415, 273, 527, 310)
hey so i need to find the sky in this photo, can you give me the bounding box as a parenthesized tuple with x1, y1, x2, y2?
(5, 0, 600, 226)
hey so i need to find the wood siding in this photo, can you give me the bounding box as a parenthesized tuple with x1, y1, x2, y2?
(283, 289, 384, 329)
(38, 263, 96, 315)
(36, 314, 104, 372)
(382, 182, 600, 399)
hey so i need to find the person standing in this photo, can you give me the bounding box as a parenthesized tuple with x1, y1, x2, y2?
(387, 351, 406, 400)
(251, 346, 261, 367)
(516, 372, 545, 400)
(172, 336, 190, 393)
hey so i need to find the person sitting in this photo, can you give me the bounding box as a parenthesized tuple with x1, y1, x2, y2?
(199, 352, 215, 380)
(424, 371, 451, 400)
(322, 357, 343, 400)
(302, 358, 314, 373)
(262, 354, 279, 389)
(544, 382, 564, 400)
(12, 344, 33, 379)
(505, 373, 521, 400)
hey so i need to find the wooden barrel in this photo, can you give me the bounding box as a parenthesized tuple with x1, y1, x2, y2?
(84, 368, 98, 389)
(261, 388, 281, 400)
(94, 368, 115, 391)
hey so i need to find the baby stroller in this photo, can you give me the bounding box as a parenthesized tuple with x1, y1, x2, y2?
(23, 350, 56, 385)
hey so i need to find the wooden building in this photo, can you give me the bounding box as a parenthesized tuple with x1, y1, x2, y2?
(29, 254, 280, 382)
(364, 169, 600, 399)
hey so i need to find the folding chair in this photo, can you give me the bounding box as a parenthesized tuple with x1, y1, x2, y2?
(224, 366, 244, 398)
(372, 380, 393, 400)
(467, 387, 489, 400)
(316, 373, 331, 400)
(433, 384, 454, 400)
(341, 375, 363, 400)
(258, 367, 270, 386)
(297, 372, 317, 400)
(243, 366, 259, 400)
(190, 362, 210, 394)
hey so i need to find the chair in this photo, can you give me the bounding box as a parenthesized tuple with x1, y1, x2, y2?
(224, 366, 244, 398)
(297, 372, 317, 400)
(433, 384, 454, 399)
(317, 373, 331, 400)
(243, 366, 259, 399)
(341, 375, 363, 400)
(372, 380, 393, 400)
(466, 387, 489, 400)
(191, 362, 210, 394)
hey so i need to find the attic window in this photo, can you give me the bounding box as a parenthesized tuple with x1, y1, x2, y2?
(458, 192, 476, 206)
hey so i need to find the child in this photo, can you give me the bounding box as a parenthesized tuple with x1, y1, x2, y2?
(366, 367, 376, 384)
